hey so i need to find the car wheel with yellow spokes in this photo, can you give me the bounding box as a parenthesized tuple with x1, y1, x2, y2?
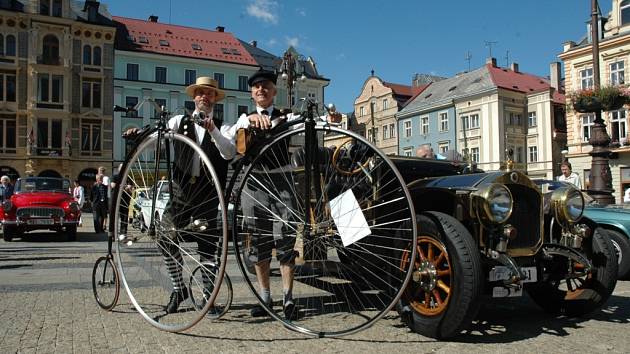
(398, 212, 483, 339)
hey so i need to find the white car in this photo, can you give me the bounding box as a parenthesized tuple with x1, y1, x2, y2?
(138, 180, 170, 231)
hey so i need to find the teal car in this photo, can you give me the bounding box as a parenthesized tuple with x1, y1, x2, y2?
(535, 179, 630, 279)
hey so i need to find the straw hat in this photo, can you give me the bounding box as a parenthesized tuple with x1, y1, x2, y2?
(185, 76, 225, 101)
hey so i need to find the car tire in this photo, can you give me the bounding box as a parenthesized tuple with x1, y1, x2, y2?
(397, 212, 483, 339)
(3, 226, 18, 242)
(66, 225, 77, 242)
(527, 227, 617, 316)
(605, 229, 630, 280)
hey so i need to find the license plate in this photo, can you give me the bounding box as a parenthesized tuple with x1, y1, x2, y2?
(27, 219, 54, 225)
(489, 266, 537, 283)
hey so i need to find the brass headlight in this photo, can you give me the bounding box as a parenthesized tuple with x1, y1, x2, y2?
(2, 199, 11, 212)
(550, 186, 584, 227)
(472, 183, 513, 224)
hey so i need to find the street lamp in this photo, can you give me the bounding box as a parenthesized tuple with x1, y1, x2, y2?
(588, 0, 615, 204)
(280, 50, 306, 109)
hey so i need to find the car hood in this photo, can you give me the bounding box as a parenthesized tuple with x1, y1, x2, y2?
(11, 192, 73, 207)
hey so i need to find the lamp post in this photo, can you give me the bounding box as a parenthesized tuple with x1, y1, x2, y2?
(588, 0, 615, 204)
(280, 50, 306, 109)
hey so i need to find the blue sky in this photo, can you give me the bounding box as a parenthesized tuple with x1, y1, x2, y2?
(105, 0, 611, 113)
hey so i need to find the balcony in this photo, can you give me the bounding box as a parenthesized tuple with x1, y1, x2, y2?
(37, 56, 61, 66)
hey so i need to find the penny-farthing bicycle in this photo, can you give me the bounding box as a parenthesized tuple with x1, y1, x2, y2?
(229, 99, 417, 337)
(111, 101, 232, 332)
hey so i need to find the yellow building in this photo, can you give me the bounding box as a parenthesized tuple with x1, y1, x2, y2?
(559, 0, 630, 202)
(0, 0, 115, 186)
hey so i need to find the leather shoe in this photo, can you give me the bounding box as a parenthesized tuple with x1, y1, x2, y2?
(250, 301, 272, 317)
(165, 287, 189, 314)
(283, 299, 297, 320)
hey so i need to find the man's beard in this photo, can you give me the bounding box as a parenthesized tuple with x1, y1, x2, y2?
(197, 103, 214, 116)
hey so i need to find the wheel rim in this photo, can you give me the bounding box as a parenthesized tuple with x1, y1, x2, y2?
(92, 256, 120, 310)
(611, 239, 623, 265)
(231, 125, 417, 337)
(114, 132, 229, 332)
(400, 236, 452, 316)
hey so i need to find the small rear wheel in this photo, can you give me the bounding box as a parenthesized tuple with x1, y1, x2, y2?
(189, 262, 233, 319)
(3, 226, 17, 242)
(92, 256, 120, 311)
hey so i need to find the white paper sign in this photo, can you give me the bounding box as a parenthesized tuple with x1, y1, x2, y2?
(329, 189, 371, 247)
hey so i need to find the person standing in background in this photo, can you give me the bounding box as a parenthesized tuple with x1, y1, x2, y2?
(557, 161, 582, 189)
(73, 179, 84, 226)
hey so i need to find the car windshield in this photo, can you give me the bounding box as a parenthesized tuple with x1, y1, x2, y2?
(15, 177, 70, 193)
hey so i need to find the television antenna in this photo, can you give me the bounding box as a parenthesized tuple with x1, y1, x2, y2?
(484, 40, 498, 58)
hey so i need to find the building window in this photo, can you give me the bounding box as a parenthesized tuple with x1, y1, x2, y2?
(0, 117, 16, 153)
(421, 116, 429, 135)
(37, 74, 63, 105)
(83, 45, 91, 65)
(81, 119, 101, 156)
(610, 61, 625, 85)
(185, 69, 196, 86)
(403, 147, 412, 157)
(155, 67, 167, 83)
(439, 112, 448, 132)
(238, 105, 249, 117)
(390, 123, 395, 138)
(39, 0, 49, 15)
(403, 120, 412, 137)
(0, 34, 16, 57)
(516, 147, 524, 163)
(622, 0, 630, 26)
(0, 73, 16, 102)
(528, 111, 537, 127)
(610, 109, 627, 144)
(37, 119, 62, 156)
(52, 0, 61, 16)
(470, 147, 479, 163)
(367, 127, 378, 143)
(124, 96, 138, 118)
(214, 73, 224, 88)
(81, 79, 101, 109)
(359, 106, 365, 117)
(582, 114, 595, 141)
(127, 63, 139, 80)
(93, 46, 101, 66)
(382, 124, 388, 139)
(470, 114, 479, 128)
(438, 142, 449, 154)
(214, 103, 224, 121)
(238, 75, 248, 91)
(580, 68, 593, 90)
(41, 34, 59, 65)
(382, 99, 388, 110)
(153, 98, 166, 118)
(528, 146, 538, 162)
(461, 115, 469, 130)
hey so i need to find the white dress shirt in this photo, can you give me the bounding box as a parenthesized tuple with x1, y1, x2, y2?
(557, 172, 582, 189)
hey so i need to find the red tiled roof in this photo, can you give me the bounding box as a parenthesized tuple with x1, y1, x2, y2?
(382, 81, 416, 98)
(113, 16, 258, 67)
(403, 84, 430, 107)
(487, 64, 564, 104)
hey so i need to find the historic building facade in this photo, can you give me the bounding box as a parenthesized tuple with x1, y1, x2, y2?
(0, 0, 114, 184)
(559, 0, 630, 202)
(399, 59, 565, 179)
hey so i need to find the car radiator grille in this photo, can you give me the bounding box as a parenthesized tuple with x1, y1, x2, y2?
(505, 184, 542, 250)
(17, 207, 64, 218)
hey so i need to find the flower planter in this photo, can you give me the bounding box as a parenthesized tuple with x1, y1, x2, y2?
(600, 95, 626, 111)
(573, 96, 602, 113)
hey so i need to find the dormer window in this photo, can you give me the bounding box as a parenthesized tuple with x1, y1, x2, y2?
(191, 43, 201, 50)
(159, 39, 169, 46)
(622, 0, 630, 26)
(138, 36, 148, 44)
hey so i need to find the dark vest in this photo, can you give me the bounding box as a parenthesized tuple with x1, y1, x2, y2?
(253, 108, 291, 169)
(175, 115, 229, 188)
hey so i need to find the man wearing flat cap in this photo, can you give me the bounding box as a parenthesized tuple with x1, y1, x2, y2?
(236, 68, 340, 320)
(157, 76, 236, 314)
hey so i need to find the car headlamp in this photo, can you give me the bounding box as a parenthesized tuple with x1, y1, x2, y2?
(472, 183, 513, 224)
(2, 199, 11, 212)
(550, 185, 584, 227)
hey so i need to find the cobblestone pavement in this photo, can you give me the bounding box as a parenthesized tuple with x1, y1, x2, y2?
(1, 214, 630, 353)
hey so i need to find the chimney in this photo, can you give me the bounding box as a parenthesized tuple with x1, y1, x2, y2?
(486, 57, 496, 67)
(83, 1, 100, 22)
(148, 15, 158, 22)
(550, 62, 561, 90)
(216, 26, 225, 32)
(250, 40, 257, 47)
(510, 62, 519, 73)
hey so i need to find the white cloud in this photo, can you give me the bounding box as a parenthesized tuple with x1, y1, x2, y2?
(246, 0, 279, 24)
(266, 38, 278, 47)
(286, 36, 299, 48)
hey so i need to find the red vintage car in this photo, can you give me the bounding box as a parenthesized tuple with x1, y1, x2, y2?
(1, 177, 81, 241)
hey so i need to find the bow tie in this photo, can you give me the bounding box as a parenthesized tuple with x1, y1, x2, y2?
(260, 110, 269, 116)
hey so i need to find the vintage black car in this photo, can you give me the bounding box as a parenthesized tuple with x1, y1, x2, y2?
(390, 156, 618, 339)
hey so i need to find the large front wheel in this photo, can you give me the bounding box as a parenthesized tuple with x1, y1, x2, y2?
(114, 131, 228, 332)
(231, 125, 417, 337)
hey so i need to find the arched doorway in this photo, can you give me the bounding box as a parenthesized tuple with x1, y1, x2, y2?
(0, 166, 19, 183)
(38, 169, 62, 178)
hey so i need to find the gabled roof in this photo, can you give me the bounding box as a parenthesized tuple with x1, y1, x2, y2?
(113, 16, 258, 67)
(382, 81, 425, 106)
(400, 63, 565, 116)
